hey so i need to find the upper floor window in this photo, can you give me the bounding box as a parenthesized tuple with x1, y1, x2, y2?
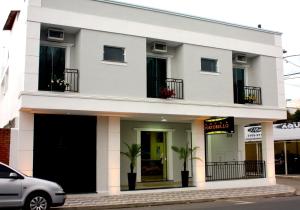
(201, 58, 218, 73)
(103, 46, 125, 63)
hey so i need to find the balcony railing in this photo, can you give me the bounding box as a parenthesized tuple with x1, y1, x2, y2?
(165, 78, 184, 99)
(41, 69, 79, 93)
(147, 78, 184, 99)
(244, 86, 262, 105)
(205, 161, 266, 181)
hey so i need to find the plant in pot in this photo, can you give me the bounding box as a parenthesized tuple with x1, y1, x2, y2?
(48, 74, 69, 92)
(171, 144, 200, 187)
(121, 143, 141, 190)
(160, 87, 175, 99)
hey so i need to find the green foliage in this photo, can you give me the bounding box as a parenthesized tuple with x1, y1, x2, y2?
(171, 144, 200, 171)
(293, 109, 300, 122)
(121, 143, 141, 173)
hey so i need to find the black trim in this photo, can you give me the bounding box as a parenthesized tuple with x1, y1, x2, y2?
(0, 193, 19, 196)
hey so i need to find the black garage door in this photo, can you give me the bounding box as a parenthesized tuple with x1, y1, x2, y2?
(33, 114, 97, 194)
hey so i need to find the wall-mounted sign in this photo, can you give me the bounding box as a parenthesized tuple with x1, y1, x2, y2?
(275, 122, 300, 129)
(204, 117, 234, 135)
(245, 125, 262, 140)
(245, 121, 300, 141)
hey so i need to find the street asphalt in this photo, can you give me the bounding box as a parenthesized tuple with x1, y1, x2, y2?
(118, 196, 300, 210)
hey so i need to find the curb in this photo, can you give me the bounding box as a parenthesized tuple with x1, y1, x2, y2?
(53, 190, 296, 210)
(276, 175, 300, 180)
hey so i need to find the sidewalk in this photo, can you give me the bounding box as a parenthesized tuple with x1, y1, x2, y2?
(277, 175, 300, 195)
(54, 185, 295, 209)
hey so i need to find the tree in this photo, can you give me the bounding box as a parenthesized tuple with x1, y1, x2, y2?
(293, 109, 300, 122)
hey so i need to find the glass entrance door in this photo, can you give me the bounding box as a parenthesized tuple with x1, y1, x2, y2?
(147, 57, 167, 98)
(39, 46, 66, 91)
(233, 68, 245, 104)
(141, 131, 167, 182)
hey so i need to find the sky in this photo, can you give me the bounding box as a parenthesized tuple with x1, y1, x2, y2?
(1, 0, 300, 100)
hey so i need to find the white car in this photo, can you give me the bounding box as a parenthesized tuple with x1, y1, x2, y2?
(0, 162, 66, 210)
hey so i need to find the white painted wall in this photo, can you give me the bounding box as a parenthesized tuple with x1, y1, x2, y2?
(207, 128, 238, 162)
(28, 2, 282, 58)
(41, 0, 277, 46)
(77, 29, 147, 97)
(0, 1, 29, 127)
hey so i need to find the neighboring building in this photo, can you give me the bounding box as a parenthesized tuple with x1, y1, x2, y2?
(0, 0, 286, 194)
(245, 122, 300, 175)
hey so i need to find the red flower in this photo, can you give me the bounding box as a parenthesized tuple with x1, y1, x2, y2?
(160, 87, 175, 99)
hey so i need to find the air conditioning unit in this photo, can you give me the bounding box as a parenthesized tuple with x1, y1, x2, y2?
(234, 54, 247, 64)
(151, 42, 167, 53)
(47, 28, 64, 42)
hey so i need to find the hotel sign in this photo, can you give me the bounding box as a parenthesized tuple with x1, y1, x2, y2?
(204, 117, 234, 134)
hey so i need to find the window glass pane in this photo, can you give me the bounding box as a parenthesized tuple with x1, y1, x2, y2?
(201, 58, 217, 72)
(0, 164, 13, 178)
(104, 46, 124, 62)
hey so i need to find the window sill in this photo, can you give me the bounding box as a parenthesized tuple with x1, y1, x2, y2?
(101, 61, 127, 66)
(200, 70, 220, 76)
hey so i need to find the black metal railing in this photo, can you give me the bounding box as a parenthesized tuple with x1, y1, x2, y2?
(64, 69, 79, 92)
(165, 78, 184, 99)
(244, 86, 262, 105)
(45, 69, 79, 93)
(205, 161, 266, 181)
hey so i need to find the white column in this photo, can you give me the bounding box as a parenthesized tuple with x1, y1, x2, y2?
(192, 119, 206, 189)
(237, 124, 246, 161)
(24, 21, 40, 91)
(136, 131, 141, 182)
(261, 122, 276, 184)
(15, 112, 34, 176)
(284, 141, 288, 175)
(166, 131, 174, 180)
(97, 117, 108, 193)
(96, 116, 121, 195)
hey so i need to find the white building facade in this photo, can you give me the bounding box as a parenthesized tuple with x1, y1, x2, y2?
(0, 0, 286, 194)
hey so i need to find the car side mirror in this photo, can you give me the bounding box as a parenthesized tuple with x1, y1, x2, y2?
(9, 172, 21, 179)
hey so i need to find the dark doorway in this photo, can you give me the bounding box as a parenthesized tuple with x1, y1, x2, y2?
(233, 68, 245, 104)
(33, 114, 96, 194)
(39, 46, 65, 91)
(141, 131, 167, 182)
(147, 57, 167, 98)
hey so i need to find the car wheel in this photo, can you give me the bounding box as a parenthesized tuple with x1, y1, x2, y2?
(24, 192, 50, 210)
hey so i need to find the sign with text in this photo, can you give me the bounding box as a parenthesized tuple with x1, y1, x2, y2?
(245, 122, 300, 141)
(204, 117, 234, 135)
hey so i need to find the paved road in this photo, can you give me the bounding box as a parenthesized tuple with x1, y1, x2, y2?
(117, 196, 300, 210)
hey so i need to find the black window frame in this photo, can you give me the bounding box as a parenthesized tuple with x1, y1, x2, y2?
(103, 45, 125, 63)
(201, 58, 218, 73)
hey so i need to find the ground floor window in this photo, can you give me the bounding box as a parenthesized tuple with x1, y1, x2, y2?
(275, 141, 300, 174)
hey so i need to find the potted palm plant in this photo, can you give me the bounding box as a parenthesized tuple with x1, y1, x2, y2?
(172, 144, 199, 187)
(121, 143, 141, 190)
